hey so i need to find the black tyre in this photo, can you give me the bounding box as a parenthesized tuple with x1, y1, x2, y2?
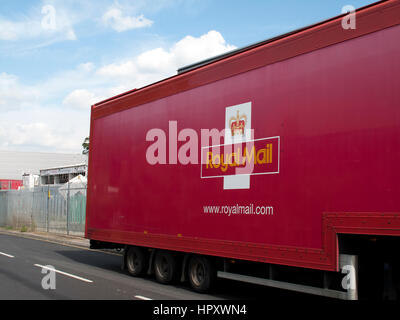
(126, 246, 147, 277)
(188, 255, 216, 293)
(154, 251, 179, 284)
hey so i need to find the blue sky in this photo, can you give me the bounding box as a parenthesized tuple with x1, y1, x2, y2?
(0, 0, 377, 153)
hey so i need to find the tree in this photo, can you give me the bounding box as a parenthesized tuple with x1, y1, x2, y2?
(82, 137, 89, 155)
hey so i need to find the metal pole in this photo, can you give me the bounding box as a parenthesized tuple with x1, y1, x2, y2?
(47, 186, 50, 232)
(66, 182, 70, 235)
(31, 190, 35, 231)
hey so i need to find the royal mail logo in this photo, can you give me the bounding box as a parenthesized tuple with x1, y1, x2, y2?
(145, 101, 280, 190)
(201, 137, 280, 178)
(201, 102, 280, 190)
(230, 110, 247, 137)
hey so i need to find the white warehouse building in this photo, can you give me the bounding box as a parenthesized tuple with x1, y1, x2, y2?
(0, 150, 87, 186)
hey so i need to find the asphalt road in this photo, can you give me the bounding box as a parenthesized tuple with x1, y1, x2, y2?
(0, 232, 328, 301)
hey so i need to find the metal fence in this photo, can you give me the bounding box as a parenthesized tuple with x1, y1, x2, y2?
(0, 184, 86, 236)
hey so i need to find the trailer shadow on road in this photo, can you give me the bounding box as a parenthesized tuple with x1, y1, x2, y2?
(54, 249, 124, 274)
(54, 248, 333, 301)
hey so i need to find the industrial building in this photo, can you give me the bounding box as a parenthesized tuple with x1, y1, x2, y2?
(0, 150, 87, 189)
(40, 163, 87, 185)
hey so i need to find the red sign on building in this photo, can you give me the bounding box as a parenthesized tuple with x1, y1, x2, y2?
(0, 180, 23, 190)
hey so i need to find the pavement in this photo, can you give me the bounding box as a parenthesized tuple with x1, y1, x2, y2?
(0, 227, 90, 249)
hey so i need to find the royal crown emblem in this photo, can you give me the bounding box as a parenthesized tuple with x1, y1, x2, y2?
(229, 110, 247, 137)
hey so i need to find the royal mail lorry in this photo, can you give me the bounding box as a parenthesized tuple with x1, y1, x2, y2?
(86, 0, 400, 300)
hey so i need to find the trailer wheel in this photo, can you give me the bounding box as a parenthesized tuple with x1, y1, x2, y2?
(126, 246, 147, 277)
(188, 255, 216, 293)
(154, 251, 179, 284)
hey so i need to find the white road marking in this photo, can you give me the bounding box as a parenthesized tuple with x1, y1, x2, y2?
(134, 295, 152, 300)
(34, 264, 93, 283)
(0, 251, 14, 258)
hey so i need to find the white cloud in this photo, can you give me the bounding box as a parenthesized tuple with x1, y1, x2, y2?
(173, 31, 236, 66)
(97, 30, 236, 88)
(136, 47, 173, 73)
(65, 29, 77, 41)
(63, 89, 99, 109)
(0, 73, 41, 111)
(0, 30, 236, 153)
(0, 106, 89, 153)
(0, 20, 22, 41)
(0, 122, 55, 148)
(78, 62, 95, 73)
(102, 7, 153, 32)
(97, 60, 138, 78)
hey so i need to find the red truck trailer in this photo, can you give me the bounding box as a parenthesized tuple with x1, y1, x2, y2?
(86, 0, 400, 300)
